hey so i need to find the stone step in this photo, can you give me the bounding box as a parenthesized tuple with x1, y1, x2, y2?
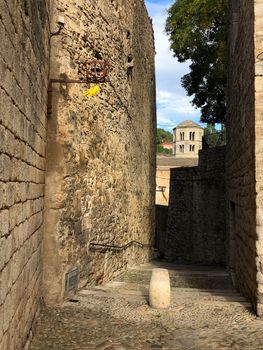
(77, 286, 250, 307)
(128, 263, 229, 275)
(92, 281, 238, 295)
(78, 261, 251, 310)
(117, 270, 230, 276)
(115, 273, 233, 290)
(115, 262, 233, 290)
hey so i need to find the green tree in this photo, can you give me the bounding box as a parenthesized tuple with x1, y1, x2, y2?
(204, 124, 226, 147)
(157, 144, 172, 154)
(165, 0, 228, 124)
(156, 128, 173, 145)
(204, 124, 217, 136)
(156, 128, 173, 154)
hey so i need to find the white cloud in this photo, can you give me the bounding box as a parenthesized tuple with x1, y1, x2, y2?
(156, 87, 201, 129)
(157, 90, 198, 115)
(145, 0, 202, 130)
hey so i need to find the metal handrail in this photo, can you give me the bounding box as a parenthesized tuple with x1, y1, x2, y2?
(89, 240, 153, 252)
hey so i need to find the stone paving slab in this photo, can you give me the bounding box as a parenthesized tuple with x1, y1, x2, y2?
(138, 261, 228, 272)
(83, 282, 249, 304)
(29, 299, 263, 350)
(97, 281, 238, 295)
(80, 287, 249, 303)
(130, 264, 229, 276)
(117, 263, 233, 289)
(116, 273, 233, 290)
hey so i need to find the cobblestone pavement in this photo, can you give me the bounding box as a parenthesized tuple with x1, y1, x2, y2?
(29, 262, 263, 350)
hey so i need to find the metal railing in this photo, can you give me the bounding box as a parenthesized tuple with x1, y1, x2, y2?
(89, 240, 153, 252)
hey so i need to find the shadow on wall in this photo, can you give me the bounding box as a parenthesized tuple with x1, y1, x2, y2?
(226, 0, 258, 314)
(155, 147, 227, 265)
(155, 205, 168, 258)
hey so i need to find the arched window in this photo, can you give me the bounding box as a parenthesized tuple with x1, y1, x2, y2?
(189, 132, 195, 141)
(180, 132, 185, 141)
(192, 145, 195, 152)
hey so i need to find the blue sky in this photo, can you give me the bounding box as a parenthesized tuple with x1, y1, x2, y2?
(145, 0, 203, 131)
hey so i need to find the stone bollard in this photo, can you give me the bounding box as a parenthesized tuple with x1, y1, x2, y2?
(149, 268, 170, 309)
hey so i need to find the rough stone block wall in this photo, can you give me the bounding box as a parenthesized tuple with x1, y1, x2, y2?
(0, 1, 50, 348)
(156, 168, 170, 206)
(43, 0, 156, 302)
(255, 0, 263, 316)
(166, 147, 226, 264)
(155, 205, 168, 258)
(226, 0, 258, 312)
(227, 0, 263, 315)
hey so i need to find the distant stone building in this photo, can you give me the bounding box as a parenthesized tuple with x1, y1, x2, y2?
(172, 120, 204, 157)
(156, 120, 203, 207)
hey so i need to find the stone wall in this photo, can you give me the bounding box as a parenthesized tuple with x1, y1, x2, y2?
(0, 1, 50, 348)
(227, 0, 263, 315)
(155, 205, 168, 258)
(166, 147, 226, 264)
(43, 0, 156, 303)
(156, 169, 170, 206)
(255, 0, 263, 317)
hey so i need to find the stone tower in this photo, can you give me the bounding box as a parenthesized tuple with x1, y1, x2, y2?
(172, 120, 204, 158)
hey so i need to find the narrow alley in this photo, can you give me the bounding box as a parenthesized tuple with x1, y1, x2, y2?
(1, 0, 263, 349)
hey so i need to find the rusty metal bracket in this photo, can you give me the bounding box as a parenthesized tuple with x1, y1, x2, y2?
(85, 59, 109, 82)
(47, 60, 109, 116)
(156, 186, 166, 193)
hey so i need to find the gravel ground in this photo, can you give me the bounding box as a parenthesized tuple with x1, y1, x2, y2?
(29, 263, 263, 350)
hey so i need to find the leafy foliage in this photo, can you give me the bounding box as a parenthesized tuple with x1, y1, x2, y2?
(156, 128, 173, 154)
(165, 0, 228, 124)
(157, 128, 173, 145)
(157, 144, 173, 154)
(203, 124, 226, 147)
(204, 124, 217, 136)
